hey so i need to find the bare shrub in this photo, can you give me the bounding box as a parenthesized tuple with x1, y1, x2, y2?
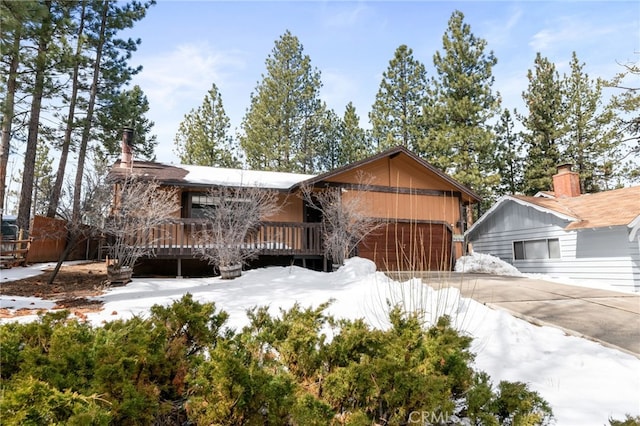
(300, 172, 379, 266)
(104, 177, 180, 275)
(196, 186, 281, 274)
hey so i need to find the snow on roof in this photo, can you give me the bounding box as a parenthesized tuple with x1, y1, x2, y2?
(166, 163, 316, 190)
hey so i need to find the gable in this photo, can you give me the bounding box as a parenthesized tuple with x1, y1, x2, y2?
(467, 198, 573, 239)
(300, 147, 481, 204)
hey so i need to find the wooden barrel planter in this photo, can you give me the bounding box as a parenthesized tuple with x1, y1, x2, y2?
(219, 263, 242, 279)
(107, 265, 133, 284)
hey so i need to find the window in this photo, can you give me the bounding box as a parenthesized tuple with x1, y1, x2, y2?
(513, 238, 560, 260)
(191, 194, 218, 218)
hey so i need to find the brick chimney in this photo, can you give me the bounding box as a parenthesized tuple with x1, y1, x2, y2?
(120, 126, 134, 168)
(552, 163, 581, 198)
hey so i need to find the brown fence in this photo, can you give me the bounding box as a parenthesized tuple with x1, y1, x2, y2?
(26, 215, 100, 263)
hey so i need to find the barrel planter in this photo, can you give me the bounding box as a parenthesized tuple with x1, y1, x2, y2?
(107, 265, 133, 285)
(219, 263, 242, 279)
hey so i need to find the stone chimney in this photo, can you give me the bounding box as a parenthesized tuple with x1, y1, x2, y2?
(120, 126, 134, 168)
(552, 163, 581, 198)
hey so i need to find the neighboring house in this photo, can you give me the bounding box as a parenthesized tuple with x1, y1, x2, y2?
(466, 164, 640, 292)
(107, 135, 480, 274)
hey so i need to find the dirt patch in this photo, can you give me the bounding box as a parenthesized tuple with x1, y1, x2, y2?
(0, 262, 115, 318)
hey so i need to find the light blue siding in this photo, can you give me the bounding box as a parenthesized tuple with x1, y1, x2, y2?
(468, 200, 639, 291)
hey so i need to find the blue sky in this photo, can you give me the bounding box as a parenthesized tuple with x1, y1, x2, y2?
(122, 1, 640, 163)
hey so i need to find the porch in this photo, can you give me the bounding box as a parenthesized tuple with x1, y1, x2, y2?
(125, 220, 325, 260)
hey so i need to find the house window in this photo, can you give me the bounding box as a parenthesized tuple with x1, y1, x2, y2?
(513, 238, 560, 260)
(191, 194, 217, 218)
(189, 192, 253, 219)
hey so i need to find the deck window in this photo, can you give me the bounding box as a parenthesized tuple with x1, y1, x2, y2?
(513, 238, 560, 260)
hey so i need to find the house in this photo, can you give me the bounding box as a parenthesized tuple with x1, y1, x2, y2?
(465, 164, 640, 292)
(107, 131, 481, 274)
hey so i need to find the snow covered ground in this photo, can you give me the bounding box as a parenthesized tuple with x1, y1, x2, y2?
(1, 258, 639, 425)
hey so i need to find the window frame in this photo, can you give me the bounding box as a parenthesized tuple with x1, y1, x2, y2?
(513, 238, 561, 260)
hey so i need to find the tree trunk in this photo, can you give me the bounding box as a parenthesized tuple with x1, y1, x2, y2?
(17, 0, 53, 232)
(0, 32, 20, 219)
(72, 1, 107, 223)
(47, 0, 88, 218)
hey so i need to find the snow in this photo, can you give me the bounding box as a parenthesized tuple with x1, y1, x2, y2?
(1, 258, 639, 425)
(455, 252, 523, 276)
(173, 163, 315, 190)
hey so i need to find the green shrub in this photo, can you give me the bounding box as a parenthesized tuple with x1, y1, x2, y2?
(610, 415, 640, 425)
(0, 296, 555, 425)
(0, 376, 111, 425)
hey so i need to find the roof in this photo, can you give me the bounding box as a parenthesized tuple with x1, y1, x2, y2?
(293, 145, 482, 203)
(107, 146, 482, 202)
(467, 185, 640, 236)
(107, 160, 315, 190)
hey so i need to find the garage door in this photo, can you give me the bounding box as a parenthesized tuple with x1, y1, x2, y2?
(358, 221, 452, 271)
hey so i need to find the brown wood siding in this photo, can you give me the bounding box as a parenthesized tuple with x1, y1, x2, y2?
(265, 194, 304, 222)
(358, 221, 452, 271)
(323, 155, 458, 192)
(343, 190, 463, 234)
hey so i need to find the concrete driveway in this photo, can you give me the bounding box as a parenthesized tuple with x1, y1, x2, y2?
(409, 273, 640, 356)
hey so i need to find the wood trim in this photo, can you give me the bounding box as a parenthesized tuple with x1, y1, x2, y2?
(315, 181, 463, 199)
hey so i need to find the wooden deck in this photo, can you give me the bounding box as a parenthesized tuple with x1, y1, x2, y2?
(128, 220, 325, 259)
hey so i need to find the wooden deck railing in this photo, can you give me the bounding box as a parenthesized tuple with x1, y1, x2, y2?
(122, 220, 324, 259)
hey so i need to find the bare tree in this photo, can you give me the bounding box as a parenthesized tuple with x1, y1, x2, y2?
(196, 186, 280, 278)
(103, 176, 179, 283)
(300, 172, 379, 267)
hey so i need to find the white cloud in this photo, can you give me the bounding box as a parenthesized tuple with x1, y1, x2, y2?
(322, 2, 371, 29)
(130, 42, 247, 162)
(135, 42, 245, 111)
(529, 17, 619, 52)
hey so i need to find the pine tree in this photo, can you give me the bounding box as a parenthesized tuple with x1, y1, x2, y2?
(32, 140, 54, 217)
(0, 0, 32, 218)
(16, 0, 60, 230)
(423, 10, 501, 202)
(606, 62, 640, 185)
(174, 83, 240, 167)
(494, 109, 524, 195)
(561, 52, 618, 193)
(47, 0, 91, 218)
(369, 45, 427, 152)
(340, 102, 370, 165)
(316, 107, 343, 172)
(520, 53, 565, 195)
(240, 30, 325, 173)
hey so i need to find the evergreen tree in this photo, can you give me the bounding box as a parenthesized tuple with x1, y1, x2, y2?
(561, 52, 618, 193)
(0, 0, 32, 218)
(369, 45, 427, 152)
(316, 107, 343, 172)
(32, 140, 54, 217)
(96, 85, 156, 161)
(47, 0, 91, 218)
(173, 83, 240, 167)
(16, 0, 61, 230)
(240, 30, 325, 173)
(494, 109, 524, 195)
(520, 53, 565, 195)
(340, 102, 370, 165)
(606, 62, 640, 185)
(423, 10, 501, 203)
